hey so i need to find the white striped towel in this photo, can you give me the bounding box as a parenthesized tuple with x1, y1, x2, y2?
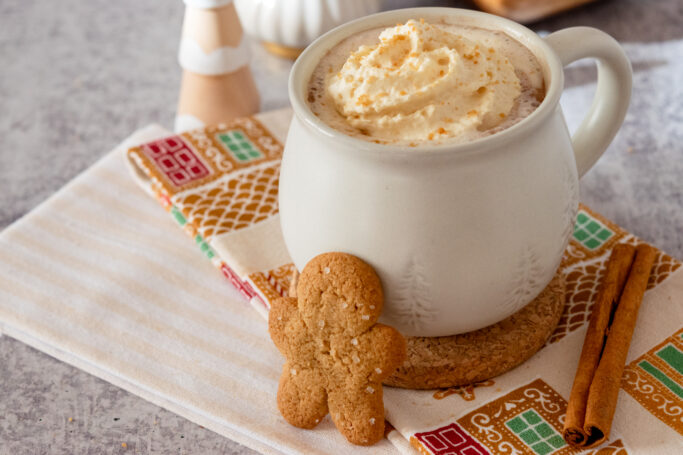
(0, 119, 402, 455)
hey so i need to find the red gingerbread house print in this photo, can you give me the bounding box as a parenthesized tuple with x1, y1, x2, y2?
(413, 423, 490, 455)
(141, 136, 210, 187)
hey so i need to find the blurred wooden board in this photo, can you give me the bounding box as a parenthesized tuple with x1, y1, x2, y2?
(474, 0, 598, 23)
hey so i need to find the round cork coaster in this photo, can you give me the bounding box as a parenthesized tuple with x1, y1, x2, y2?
(384, 271, 565, 389)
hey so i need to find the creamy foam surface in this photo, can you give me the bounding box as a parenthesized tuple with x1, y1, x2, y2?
(308, 20, 545, 146)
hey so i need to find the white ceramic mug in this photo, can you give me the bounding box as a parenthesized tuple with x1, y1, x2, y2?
(279, 7, 632, 337)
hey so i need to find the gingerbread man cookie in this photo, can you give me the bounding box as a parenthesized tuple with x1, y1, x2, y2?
(269, 252, 406, 445)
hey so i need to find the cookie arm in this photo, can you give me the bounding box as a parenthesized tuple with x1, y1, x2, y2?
(358, 324, 407, 382)
(268, 297, 299, 355)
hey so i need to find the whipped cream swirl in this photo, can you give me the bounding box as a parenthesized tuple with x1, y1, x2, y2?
(326, 20, 522, 143)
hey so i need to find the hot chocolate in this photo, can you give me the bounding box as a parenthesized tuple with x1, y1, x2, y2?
(307, 19, 545, 145)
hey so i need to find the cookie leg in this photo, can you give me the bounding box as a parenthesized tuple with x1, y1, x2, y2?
(277, 364, 328, 429)
(327, 387, 385, 445)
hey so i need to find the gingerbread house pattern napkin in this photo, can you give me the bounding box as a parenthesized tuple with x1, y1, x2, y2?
(126, 109, 683, 454)
(126, 109, 296, 319)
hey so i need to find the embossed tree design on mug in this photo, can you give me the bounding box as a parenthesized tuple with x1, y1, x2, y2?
(279, 8, 632, 337)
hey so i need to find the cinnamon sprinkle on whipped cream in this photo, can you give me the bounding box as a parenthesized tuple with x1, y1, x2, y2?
(326, 20, 522, 143)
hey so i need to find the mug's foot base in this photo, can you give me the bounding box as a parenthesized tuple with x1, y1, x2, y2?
(385, 271, 565, 389)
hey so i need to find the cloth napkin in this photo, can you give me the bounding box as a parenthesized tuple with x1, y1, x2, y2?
(1, 109, 681, 454)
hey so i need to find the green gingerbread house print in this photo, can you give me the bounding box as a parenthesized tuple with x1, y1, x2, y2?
(573, 210, 614, 250)
(505, 410, 567, 455)
(216, 130, 263, 163)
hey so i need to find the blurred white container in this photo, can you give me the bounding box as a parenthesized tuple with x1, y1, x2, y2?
(235, 0, 381, 59)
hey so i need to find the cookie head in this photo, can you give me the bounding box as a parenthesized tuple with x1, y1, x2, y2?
(296, 253, 383, 335)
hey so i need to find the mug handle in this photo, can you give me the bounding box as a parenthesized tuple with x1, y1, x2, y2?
(545, 27, 632, 177)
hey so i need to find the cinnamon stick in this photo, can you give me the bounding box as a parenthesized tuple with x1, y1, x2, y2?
(563, 244, 656, 448)
(563, 244, 635, 446)
(583, 244, 656, 445)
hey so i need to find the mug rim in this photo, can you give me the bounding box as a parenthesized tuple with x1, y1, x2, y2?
(288, 7, 565, 157)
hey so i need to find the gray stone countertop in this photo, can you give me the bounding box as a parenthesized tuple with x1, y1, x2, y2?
(1, 0, 681, 453)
